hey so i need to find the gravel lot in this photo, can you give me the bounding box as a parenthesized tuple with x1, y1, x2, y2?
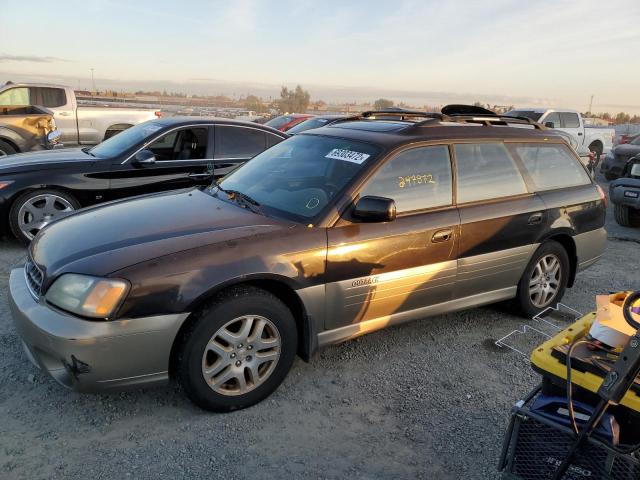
(1, 174, 638, 480)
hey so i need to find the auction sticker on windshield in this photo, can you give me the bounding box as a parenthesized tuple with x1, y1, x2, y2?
(325, 148, 370, 164)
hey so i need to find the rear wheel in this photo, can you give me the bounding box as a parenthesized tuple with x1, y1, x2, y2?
(9, 189, 79, 243)
(514, 241, 570, 318)
(175, 286, 297, 412)
(605, 172, 617, 181)
(588, 142, 603, 162)
(0, 139, 17, 157)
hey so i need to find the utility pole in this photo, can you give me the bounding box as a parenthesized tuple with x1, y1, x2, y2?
(90, 68, 96, 95)
(588, 94, 594, 115)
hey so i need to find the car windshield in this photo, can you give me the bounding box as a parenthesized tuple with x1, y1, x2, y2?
(89, 121, 164, 157)
(631, 135, 640, 146)
(505, 110, 543, 122)
(287, 117, 333, 134)
(217, 134, 381, 223)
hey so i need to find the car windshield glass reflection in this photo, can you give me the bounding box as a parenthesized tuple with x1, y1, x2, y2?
(217, 135, 381, 222)
(90, 122, 164, 158)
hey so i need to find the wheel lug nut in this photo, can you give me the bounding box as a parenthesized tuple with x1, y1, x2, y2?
(238, 343, 243, 348)
(246, 356, 252, 361)
(230, 353, 236, 358)
(235, 360, 241, 367)
(247, 345, 253, 350)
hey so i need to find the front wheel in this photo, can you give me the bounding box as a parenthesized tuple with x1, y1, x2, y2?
(175, 286, 297, 412)
(514, 241, 570, 318)
(9, 189, 80, 243)
(614, 204, 640, 227)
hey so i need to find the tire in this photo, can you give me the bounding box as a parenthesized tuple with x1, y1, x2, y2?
(9, 189, 80, 244)
(588, 142, 603, 162)
(103, 129, 122, 141)
(0, 139, 17, 157)
(175, 286, 297, 412)
(514, 241, 570, 318)
(614, 204, 640, 227)
(604, 172, 617, 181)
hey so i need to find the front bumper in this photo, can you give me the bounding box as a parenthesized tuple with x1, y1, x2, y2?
(9, 268, 189, 392)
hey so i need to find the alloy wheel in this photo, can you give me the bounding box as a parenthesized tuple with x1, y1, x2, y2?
(528, 254, 561, 308)
(18, 194, 75, 240)
(201, 315, 281, 396)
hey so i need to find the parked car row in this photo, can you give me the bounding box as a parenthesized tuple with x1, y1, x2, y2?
(8, 105, 606, 411)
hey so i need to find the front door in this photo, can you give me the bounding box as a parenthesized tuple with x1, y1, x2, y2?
(107, 126, 214, 200)
(325, 144, 459, 331)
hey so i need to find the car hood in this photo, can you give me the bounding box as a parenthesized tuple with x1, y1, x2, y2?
(0, 148, 93, 173)
(614, 144, 640, 158)
(31, 188, 290, 279)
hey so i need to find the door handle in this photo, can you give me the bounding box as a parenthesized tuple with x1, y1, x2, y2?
(577, 132, 583, 136)
(58, 112, 71, 116)
(528, 212, 543, 225)
(431, 229, 453, 243)
(188, 172, 213, 178)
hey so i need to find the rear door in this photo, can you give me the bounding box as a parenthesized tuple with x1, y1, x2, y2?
(453, 142, 546, 299)
(325, 144, 459, 330)
(107, 126, 214, 200)
(213, 125, 284, 177)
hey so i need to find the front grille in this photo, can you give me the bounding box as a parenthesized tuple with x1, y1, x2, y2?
(24, 258, 44, 299)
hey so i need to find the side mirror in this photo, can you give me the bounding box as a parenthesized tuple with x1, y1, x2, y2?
(352, 196, 396, 222)
(47, 130, 62, 146)
(544, 121, 555, 128)
(133, 149, 156, 166)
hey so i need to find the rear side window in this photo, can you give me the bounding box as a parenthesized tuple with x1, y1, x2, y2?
(511, 143, 591, 190)
(215, 126, 266, 159)
(29, 87, 67, 108)
(454, 143, 527, 203)
(560, 112, 580, 128)
(0, 87, 30, 105)
(360, 145, 452, 213)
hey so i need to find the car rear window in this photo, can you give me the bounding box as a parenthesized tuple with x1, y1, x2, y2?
(505, 111, 543, 122)
(510, 143, 591, 191)
(454, 143, 528, 203)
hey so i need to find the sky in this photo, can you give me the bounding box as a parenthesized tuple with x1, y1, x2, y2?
(1, 0, 640, 113)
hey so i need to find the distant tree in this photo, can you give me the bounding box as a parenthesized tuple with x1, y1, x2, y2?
(615, 112, 631, 124)
(279, 85, 311, 113)
(374, 98, 394, 110)
(244, 94, 266, 113)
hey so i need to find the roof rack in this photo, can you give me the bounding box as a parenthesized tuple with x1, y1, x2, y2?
(328, 105, 546, 130)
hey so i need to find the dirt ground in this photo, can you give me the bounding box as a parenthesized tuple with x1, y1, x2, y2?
(1, 174, 638, 479)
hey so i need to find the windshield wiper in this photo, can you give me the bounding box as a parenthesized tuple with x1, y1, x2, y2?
(214, 183, 263, 214)
(82, 147, 96, 157)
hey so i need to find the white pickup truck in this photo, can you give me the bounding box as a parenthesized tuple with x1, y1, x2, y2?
(0, 82, 160, 146)
(505, 108, 615, 158)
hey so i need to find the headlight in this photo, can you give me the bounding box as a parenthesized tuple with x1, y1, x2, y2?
(45, 274, 129, 319)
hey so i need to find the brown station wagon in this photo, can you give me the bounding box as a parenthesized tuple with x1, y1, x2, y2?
(10, 106, 607, 411)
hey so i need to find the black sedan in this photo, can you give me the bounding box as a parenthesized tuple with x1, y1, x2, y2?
(0, 117, 288, 242)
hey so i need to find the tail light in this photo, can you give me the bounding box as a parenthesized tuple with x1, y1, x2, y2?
(596, 184, 607, 207)
(154, 111, 163, 118)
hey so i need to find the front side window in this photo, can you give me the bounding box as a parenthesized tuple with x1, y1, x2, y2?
(511, 143, 591, 191)
(218, 135, 381, 222)
(454, 143, 527, 203)
(543, 112, 561, 128)
(560, 112, 580, 128)
(360, 145, 452, 213)
(0, 87, 29, 105)
(147, 128, 208, 161)
(215, 126, 265, 159)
